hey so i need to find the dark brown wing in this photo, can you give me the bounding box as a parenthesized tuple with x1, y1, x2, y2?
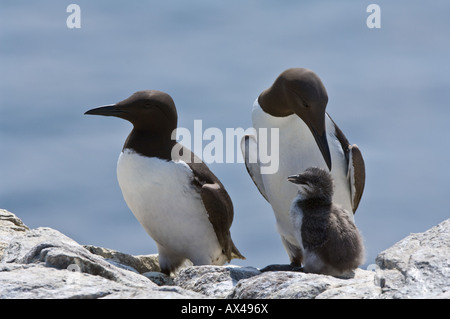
(327, 114, 366, 213)
(348, 144, 365, 212)
(182, 145, 245, 260)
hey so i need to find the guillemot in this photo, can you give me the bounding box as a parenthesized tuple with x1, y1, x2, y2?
(288, 167, 365, 276)
(241, 67, 365, 268)
(85, 90, 245, 275)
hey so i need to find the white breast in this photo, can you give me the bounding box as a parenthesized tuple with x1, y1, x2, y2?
(116, 149, 223, 264)
(289, 195, 305, 252)
(252, 101, 353, 246)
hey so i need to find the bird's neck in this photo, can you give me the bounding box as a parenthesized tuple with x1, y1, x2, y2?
(123, 128, 176, 160)
(295, 196, 332, 213)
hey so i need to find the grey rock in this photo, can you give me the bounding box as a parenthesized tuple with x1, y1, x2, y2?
(0, 263, 201, 299)
(315, 269, 382, 299)
(229, 268, 380, 299)
(83, 245, 161, 273)
(2, 227, 148, 287)
(0, 263, 138, 299)
(0, 210, 203, 299)
(0, 209, 29, 259)
(174, 265, 261, 298)
(375, 219, 450, 299)
(142, 271, 175, 286)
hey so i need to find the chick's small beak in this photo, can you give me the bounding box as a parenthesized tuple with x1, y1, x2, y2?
(287, 175, 301, 184)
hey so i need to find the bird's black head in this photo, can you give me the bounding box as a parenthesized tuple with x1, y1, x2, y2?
(85, 90, 177, 134)
(259, 68, 331, 170)
(288, 167, 334, 201)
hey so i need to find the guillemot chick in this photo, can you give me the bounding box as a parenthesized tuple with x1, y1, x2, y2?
(288, 167, 365, 276)
(85, 90, 245, 275)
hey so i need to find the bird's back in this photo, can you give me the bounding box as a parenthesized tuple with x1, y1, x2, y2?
(316, 204, 365, 273)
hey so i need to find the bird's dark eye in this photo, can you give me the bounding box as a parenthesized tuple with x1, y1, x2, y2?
(144, 103, 152, 109)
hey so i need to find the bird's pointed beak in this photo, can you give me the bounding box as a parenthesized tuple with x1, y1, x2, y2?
(84, 104, 125, 117)
(309, 126, 332, 171)
(293, 105, 332, 171)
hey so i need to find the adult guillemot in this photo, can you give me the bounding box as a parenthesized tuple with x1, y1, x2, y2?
(288, 167, 365, 276)
(85, 90, 245, 275)
(241, 68, 365, 267)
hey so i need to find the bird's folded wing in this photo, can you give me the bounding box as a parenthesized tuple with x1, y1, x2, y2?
(329, 115, 366, 214)
(347, 144, 365, 213)
(201, 183, 245, 260)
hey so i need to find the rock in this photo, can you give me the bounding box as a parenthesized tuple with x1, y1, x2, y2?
(142, 271, 175, 286)
(82, 245, 177, 286)
(1, 209, 449, 299)
(2, 227, 150, 286)
(83, 245, 161, 273)
(229, 268, 381, 299)
(0, 210, 202, 299)
(0, 209, 29, 259)
(0, 263, 201, 299)
(375, 219, 450, 299)
(174, 265, 261, 298)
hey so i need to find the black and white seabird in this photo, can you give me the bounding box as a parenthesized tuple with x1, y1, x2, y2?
(85, 90, 245, 275)
(288, 167, 365, 276)
(241, 68, 365, 267)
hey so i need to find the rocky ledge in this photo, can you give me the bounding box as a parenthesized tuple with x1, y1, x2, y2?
(0, 209, 448, 299)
